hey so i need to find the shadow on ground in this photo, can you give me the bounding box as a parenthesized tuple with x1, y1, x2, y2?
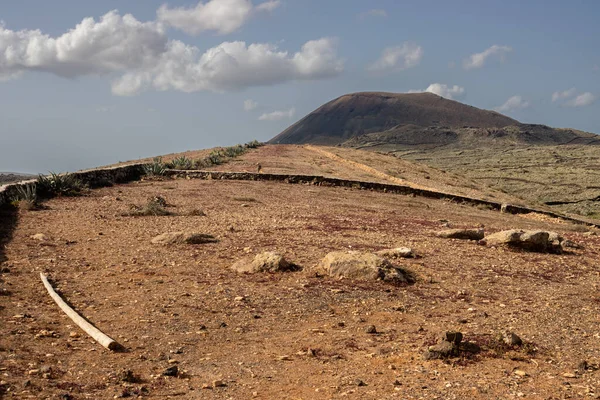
(0, 205, 18, 265)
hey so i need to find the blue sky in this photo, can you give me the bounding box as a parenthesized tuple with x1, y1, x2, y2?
(0, 0, 599, 173)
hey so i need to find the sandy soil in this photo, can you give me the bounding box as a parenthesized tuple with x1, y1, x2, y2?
(2, 174, 600, 399)
(206, 145, 523, 205)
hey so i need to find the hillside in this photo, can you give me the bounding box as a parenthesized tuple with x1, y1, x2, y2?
(270, 92, 519, 145)
(342, 124, 599, 150)
(0, 172, 36, 185)
(270, 92, 597, 148)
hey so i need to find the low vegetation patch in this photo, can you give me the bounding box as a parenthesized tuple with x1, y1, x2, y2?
(10, 183, 40, 210)
(36, 172, 84, 198)
(150, 141, 264, 173)
(144, 157, 167, 177)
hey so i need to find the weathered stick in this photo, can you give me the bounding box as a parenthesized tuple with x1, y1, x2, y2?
(40, 272, 120, 351)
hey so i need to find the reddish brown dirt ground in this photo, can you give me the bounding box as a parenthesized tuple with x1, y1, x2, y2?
(2, 175, 600, 399)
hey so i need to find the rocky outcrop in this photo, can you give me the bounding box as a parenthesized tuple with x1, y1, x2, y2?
(483, 229, 567, 253)
(315, 251, 410, 284)
(436, 228, 485, 240)
(231, 252, 298, 274)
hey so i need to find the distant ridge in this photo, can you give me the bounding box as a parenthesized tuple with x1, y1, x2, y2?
(269, 92, 518, 145)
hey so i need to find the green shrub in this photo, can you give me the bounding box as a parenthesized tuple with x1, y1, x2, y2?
(144, 157, 167, 176)
(168, 156, 193, 170)
(11, 183, 39, 210)
(37, 172, 83, 198)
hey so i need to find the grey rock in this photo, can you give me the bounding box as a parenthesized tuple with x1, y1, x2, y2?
(436, 228, 484, 241)
(315, 251, 409, 283)
(423, 340, 456, 360)
(502, 332, 523, 346)
(151, 232, 217, 245)
(231, 252, 298, 274)
(375, 247, 415, 259)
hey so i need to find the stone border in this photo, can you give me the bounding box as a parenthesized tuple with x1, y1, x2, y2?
(1, 164, 598, 230)
(0, 163, 147, 208)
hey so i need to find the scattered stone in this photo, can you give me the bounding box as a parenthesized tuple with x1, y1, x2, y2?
(314, 251, 410, 284)
(436, 228, 484, 241)
(188, 208, 206, 217)
(118, 369, 138, 383)
(31, 233, 49, 241)
(231, 252, 298, 274)
(460, 341, 481, 354)
(162, 366, 178, 377)
(563, 372, 577, 379)
(151, 232, 218, 245)
(423, 340, 455, 360)
(514, 370, 527, 377)
(212, 380, 226, 388)
(583, 231, 597, 236)
(277, 355, 291, 361)
(69, 331, 80, 338)
(577, 360, 589, 372)
(502, 332, 523, 346)
(483, 229, 567, 253)
(375, 247, 415, 259)
(365, 325, 377, 334)
(355, 379, 367, 387)
(562, 240, 584, 250)
(442, 331, 463, 345)
(423, 331, 465, 360)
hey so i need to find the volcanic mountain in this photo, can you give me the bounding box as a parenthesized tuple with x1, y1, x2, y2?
(269, 92, 598, 148)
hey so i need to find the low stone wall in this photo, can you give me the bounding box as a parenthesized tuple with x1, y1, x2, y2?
(0, 163, 147, 208)
(2, 165, 598, 230)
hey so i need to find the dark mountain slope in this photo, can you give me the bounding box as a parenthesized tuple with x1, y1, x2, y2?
(269, 92, 518, 145)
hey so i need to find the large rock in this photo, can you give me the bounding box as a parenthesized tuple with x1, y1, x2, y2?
(231, 252, 297, 273)
(436, 228, 484, 240)
(484, 229, 565, 253)
(151, 232, 218, 245)
(315, 251, 409, 283)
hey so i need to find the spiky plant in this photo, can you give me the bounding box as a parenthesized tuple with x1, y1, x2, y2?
(36, 172, 83, 198)
(11, 183, 39, 210)
(144, 157, 167, 176)
(168, 156, 194, 170)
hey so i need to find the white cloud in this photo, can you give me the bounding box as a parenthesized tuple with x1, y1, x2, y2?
(495, 95, 530, 113)
(409, 83, 465, 100)
(258, 107, 295, 121)
(111, 37, 343, 96)
(360, 9, 387, 18)
(256, 0, 281, 12)
(244, 99, 258, 111)
(552, 88, 596, 108)
(0, 11, 166, 81)
(157, 0, 280, 35)
(552, 88, 576, 102)
(566, 92, 596, 108)
(463, 45, 512, 70)
(368, 42, 423, 72)
(0, 11, 343, 96)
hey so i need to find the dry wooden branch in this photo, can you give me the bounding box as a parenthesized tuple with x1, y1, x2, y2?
(40, 272, 120, 351)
